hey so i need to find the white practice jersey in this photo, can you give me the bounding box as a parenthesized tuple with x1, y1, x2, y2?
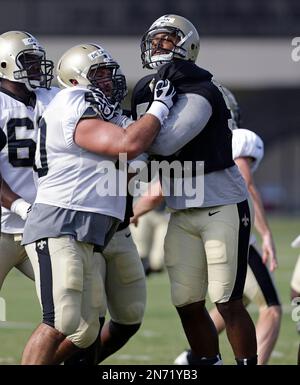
(232, 128, 264, 245)
(232, 128, 264, 172)
(0, 87, 59, 234)
(34, 86, 127, 221)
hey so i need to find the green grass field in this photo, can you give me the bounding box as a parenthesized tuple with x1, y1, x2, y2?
(0, 215, 299, 365)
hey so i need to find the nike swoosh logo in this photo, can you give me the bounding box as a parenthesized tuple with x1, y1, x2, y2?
(208, 210, 221, 216)
(125, 233, 131, 238)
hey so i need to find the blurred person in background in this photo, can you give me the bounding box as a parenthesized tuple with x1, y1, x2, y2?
(130, 178, 168, 276)
(290, 234, 300, 364)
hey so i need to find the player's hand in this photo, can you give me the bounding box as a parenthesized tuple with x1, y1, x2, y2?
(85, 88, 117, 121)
(153, 79, 177, 110)
(261, 233, 278, 272)
(10, 198, 31, 221)
(130, 215, 139, 227)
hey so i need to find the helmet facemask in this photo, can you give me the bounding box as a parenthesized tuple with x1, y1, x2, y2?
(112, 71, 127, 104)
(87, 62, 127, 104)
(14, 48, 54, 90)
(141, 27, 188, 69)
(141, 14, 200, 70)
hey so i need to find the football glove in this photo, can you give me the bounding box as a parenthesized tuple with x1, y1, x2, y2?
(85, 88, 118, 121)
(146, 79, 177, 124)
(153, 79, 177, 110)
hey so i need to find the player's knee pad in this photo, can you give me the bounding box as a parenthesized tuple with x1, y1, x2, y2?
(208, 281, 230, 304)
(56, 304, 81, 336)
(109, 320, 141, 341)
(68, 320, 100, 349)
(126, 301, 145, 323)
(170, 281, 203, 307)
(113, 300, 145, 324)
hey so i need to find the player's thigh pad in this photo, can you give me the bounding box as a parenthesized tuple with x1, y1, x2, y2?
(26, 236, 104, 346)
(103, 227, 146, 324)
(68, 251, 105, 348)
(204, 201, 252, 303)
(164, 211, 208, 307)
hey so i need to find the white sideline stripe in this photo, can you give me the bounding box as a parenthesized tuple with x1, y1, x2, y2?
(140, 330, 161, 337)
(117, 354, 151, 361)
(0, 321, 36, 330)
(0, 357, 16, 364)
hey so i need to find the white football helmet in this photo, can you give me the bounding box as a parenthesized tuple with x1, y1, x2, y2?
(141, 14, 200, 69)
(57, 43, 127, 104)
(0, 30, 53, 90)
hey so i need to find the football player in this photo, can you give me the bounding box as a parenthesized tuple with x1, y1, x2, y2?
(132, 14, 257, 365)
(63, 67, 146, 366)
(20, 43, 176, 364)
(290, 235, 300, 364)
(133, 86, 282, 365)
(132, 87, 282, 365)
(0, 31, 57, 295)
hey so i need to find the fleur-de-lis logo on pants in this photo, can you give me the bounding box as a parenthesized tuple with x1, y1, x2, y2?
(291, 297, 300, 324)
(37, 240, 47, 250)
(242, 214, 249, 227)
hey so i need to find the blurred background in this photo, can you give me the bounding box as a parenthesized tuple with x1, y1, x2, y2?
(1, 0, 300, 212)
(1, 0, 300, 365)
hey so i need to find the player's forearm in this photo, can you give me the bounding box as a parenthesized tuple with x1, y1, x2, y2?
(248, 183, 272, 237)
(0, 179, 21, 209)
(75, 116, 160, 159)
(148, 94, 212, 156)
(133, 194, 163, 219)
(124, 114, 161, 159)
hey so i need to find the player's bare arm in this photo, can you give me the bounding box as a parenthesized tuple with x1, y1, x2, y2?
(235, 156, 277, 271)
(75, 79, 176, 159)
(74, 114, 161, 160)
(0, 178, 31, 221)
(131, 180, 164, 226)
(0, 178, 20, 209)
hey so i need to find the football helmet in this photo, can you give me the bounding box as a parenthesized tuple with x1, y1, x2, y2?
(141, 14, 200, 69)
(0, 30, 54, 90)
(57, 43, 127, 104)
